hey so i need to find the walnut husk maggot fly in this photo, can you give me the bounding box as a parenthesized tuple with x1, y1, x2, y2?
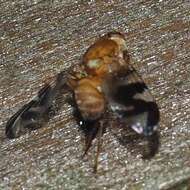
(5, 32, 160, 172)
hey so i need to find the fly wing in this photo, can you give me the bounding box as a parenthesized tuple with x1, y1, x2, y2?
(102, 65, 160, 136)
(5, 71, 67, 138)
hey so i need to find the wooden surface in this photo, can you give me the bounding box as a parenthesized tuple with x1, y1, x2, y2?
(0, 1, 190, 189)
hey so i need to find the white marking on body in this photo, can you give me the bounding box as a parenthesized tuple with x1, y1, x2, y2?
(87, 59, 101, 68)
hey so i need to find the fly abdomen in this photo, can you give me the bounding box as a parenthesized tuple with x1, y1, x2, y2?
(74, 77, 105, 121)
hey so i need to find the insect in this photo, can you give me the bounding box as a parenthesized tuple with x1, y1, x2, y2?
(5, 32, 160, 172)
